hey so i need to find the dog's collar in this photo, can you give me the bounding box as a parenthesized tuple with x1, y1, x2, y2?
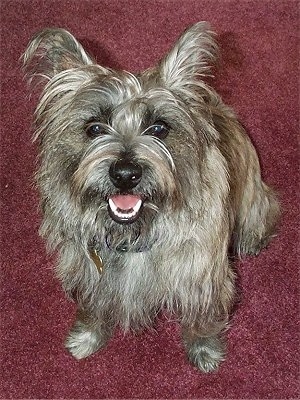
(105, 234, 152, 253)
(88, 235, 153, 274)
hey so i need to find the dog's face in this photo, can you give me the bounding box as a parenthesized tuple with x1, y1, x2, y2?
(23, 23, 219, 250)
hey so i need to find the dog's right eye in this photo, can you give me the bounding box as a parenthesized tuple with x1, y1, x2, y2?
(144, 121, 170, 140)
(85, 123, 106, 138)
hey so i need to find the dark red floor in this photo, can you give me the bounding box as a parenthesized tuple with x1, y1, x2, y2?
(1, 1, 299, 398)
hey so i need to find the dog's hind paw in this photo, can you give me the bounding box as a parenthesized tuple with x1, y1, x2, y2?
(186, 336, 225, 373)
(65, 321, 105, 359)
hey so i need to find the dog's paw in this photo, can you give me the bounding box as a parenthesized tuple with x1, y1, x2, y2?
(237, 233, 274, 256)
(65, 321, 105, 360)
(186, 336, 225, 373)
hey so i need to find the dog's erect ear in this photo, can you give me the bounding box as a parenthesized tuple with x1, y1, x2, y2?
(159, 22, 218, 89)
(22, 28, 95, 86)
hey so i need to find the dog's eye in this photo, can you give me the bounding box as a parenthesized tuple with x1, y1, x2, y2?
(145, 121, 169, 139)
(86, 123, 106, 138)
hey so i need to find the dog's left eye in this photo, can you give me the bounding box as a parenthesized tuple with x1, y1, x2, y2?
(86, 123, 106, 138)
(145, 121, 169, 139)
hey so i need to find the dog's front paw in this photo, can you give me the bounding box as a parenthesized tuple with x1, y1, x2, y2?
(186, 336, 225, 373)
(65, 321, 107, 360)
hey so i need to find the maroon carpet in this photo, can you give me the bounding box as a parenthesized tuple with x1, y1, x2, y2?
(1, 0, 299, 398)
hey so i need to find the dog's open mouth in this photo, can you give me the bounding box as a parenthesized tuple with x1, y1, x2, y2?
(108, 194, 143, 224)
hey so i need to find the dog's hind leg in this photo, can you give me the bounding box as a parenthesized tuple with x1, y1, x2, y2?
(233, 168, 279, 256)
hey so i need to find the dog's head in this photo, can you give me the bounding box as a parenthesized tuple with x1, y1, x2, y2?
(23, 23, 219, 250)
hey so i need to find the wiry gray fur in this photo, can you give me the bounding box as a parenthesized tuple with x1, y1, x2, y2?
(23, 22, 279, 372)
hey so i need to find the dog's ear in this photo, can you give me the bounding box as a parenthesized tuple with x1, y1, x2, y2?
(159, 22, 218, 89)
(22, 28, 97, 86)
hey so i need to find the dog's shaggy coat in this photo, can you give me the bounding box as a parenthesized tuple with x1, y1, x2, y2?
(23, 22, 279, 372)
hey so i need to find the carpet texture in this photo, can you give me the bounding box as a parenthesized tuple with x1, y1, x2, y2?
(1, 0, 299, 398)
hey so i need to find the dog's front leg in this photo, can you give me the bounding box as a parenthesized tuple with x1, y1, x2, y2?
(181, 257, 234, 373)
(182, 321, 226, 373)
(65, 308, 114, 359)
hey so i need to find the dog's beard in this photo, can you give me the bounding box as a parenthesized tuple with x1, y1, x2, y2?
(102, 205, 157, 252)
(79, 188, 163, 253)
(68, 133, 180, 253)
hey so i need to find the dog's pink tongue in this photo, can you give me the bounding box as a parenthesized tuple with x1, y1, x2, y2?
(110, 194, 141, 210)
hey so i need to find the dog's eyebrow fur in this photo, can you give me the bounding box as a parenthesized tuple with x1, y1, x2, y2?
(84, 107, 113, 125)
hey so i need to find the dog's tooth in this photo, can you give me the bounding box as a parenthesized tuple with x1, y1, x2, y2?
(133, 199, 142, 213)
(108, 198, 117, 212)
(115, 209, 136, 219)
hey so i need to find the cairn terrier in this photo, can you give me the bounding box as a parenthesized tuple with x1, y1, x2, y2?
(23, 22, 279, 372)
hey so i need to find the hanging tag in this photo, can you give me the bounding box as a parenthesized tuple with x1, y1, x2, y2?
(89, 248, 103, 274)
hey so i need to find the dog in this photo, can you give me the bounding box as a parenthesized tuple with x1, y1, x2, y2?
(23, 22, 279, 372)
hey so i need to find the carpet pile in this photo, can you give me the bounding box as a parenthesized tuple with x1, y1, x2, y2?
(1, 1, 299, 398)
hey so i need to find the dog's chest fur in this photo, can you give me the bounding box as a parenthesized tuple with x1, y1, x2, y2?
(93, 246, 198, 329)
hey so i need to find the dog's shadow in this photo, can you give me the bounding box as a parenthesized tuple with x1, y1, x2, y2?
(81, 31, 246, 81)
(80, 38, 123, 70)
(210, 31, 246, 101)
(218, 32, 245, 69)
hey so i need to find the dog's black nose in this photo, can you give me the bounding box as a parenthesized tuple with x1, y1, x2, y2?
(109, 159, 142, 189)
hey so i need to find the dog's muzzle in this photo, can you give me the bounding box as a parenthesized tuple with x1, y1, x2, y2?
(108, 159, 143, 224)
